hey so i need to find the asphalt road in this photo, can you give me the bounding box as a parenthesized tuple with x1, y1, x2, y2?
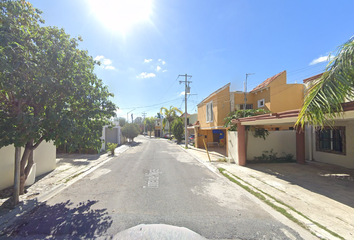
(2, 135, 308, 239)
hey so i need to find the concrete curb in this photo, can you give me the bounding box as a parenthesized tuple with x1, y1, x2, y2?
(221, 169, 340, 240)
(0, 144, 131, 234)
(177, 145, 318, 240)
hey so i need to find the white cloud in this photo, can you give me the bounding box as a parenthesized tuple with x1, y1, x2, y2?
(179, 91, 185, 96)
(144, 59, 152, 63)
(105, 66, 115, 70)
(137, 72, 156, 78)
(94, 55, 115, 70)
(103, 59, 112, 65)
(162, 70, 167, 73)
(94, 55, 104, 61)
(156, 66, 161, 71)
(158, 59, 166, 65)
(309, 55, 334, 65)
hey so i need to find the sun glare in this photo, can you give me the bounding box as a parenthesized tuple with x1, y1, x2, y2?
(88, 0, 152, 33)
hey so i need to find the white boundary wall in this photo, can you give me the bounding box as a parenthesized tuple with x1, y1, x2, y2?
(247, 130, 296, 161)
(0, 141, 56, 191)
(227, 130, 296, 163)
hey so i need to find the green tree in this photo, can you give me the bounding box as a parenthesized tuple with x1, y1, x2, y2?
(134, 116, 143, 124)
(160, 106, 183, 133)
(171, 117, 184, 143)
(144, 116, 156, 138)
(117, 117, 126, 127)
(121, 123, 140, 142)
(224, 109, 271, 131)
(0, 0, 116, 194)
(297, 37, 354, 128)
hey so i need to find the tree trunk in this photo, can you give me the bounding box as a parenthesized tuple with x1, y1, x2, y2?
(19, 145, 32, 195)
(13, 147, 21, 206)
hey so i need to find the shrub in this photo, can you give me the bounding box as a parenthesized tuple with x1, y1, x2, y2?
(107, 142, 118, 156)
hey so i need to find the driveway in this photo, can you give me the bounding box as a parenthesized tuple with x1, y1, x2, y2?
(215, 160, 354, 240)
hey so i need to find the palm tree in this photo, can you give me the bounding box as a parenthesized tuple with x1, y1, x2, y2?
(160, 106, 183, 133)
(296, 37, 354, 128)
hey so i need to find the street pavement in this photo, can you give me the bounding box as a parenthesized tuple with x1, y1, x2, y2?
(0, 135, 315, 239)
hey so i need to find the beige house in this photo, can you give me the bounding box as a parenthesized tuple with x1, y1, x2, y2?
(303, 74, 354, 169)
(195, 71, 305, 153)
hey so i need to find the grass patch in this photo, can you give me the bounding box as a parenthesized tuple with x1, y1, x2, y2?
(217, 158, 228, 162)
(218, 168, 344, 240)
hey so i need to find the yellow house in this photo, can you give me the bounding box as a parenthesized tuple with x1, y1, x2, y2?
(195, 70, 305, 154)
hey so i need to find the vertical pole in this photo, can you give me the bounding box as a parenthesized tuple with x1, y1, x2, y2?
(185, 74, 188, 148)
(237, 122, 246, 166)
(243, 74, 248, 118)
(296, 126, 306, 164)
(13, 147, 21, 205)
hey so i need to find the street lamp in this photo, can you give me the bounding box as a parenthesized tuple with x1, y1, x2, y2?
(244, 73, 255, 117)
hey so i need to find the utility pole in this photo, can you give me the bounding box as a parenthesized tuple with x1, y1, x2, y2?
(127, 109, 135, 123)
(142, 112, 146, 133)
(244, 73, 255, 117)
(179, 74, 192, 148)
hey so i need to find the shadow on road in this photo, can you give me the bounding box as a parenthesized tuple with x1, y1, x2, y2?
(1, 200, 112, 239)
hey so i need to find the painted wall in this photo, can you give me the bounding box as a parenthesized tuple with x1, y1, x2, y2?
(309, 121, 354, 169)
(252, 89, 271, 111)
(227, 131, 238, 164)
(198, 85, 230, 128)
(247, 130, 296, 161)
(270, 83, 304, 112)
(0, 141, 56, 191)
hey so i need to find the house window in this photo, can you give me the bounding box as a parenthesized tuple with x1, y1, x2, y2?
(206, 101, 213, 122)
(316, 127, 346, 155)
(258, 99, 265, 108)
(235, 104, 253, 110)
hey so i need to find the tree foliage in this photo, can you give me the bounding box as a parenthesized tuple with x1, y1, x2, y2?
(121, 123, 140, 142)
(117, 117, 126, 127)
(144, 116, 156, 137)
(296, 37, 354, 128)
(134, 116, 143, 124)
(160, 106, 183, 133)
(224, 109, 271, 130)
(171, 117, 184, 143)
(0, 0, 116, 194)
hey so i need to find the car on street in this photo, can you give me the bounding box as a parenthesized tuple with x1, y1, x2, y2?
(164, 133, 174, 139)
(189, 134, 195, 143)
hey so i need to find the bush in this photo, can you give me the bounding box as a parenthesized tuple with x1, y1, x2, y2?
(171, 117, 184, 143)
(121, 123, 140, 142)
(107, 142, 118, 156)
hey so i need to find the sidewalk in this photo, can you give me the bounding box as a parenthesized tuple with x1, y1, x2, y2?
(183, 145, 354, 240)
(0, 144, 130, 232)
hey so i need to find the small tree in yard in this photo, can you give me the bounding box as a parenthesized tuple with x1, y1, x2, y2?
(121, 123, 140, 142)
(0, 0, 116, 197)
(117, 117, 126, 127)
(144, 116, 156, 137)
(171, 117, 184, 143)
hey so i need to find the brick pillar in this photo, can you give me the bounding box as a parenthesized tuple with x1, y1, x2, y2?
(296, 126, 306, 165)
(237, 122, 246, 166)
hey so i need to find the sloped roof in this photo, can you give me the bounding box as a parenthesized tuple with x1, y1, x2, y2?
(180, 112, 190, 117)
(197, 83, 231, 106)
(303, 73, 323, 83)
(250, 71, 286, 93)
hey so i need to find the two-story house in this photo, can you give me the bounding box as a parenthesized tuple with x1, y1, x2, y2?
(195, 70, 305, 154)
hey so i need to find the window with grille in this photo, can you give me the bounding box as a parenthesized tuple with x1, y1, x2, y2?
(316, 127, 346, 155)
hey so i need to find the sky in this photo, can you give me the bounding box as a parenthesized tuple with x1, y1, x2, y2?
(30, 0, 354, 121)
